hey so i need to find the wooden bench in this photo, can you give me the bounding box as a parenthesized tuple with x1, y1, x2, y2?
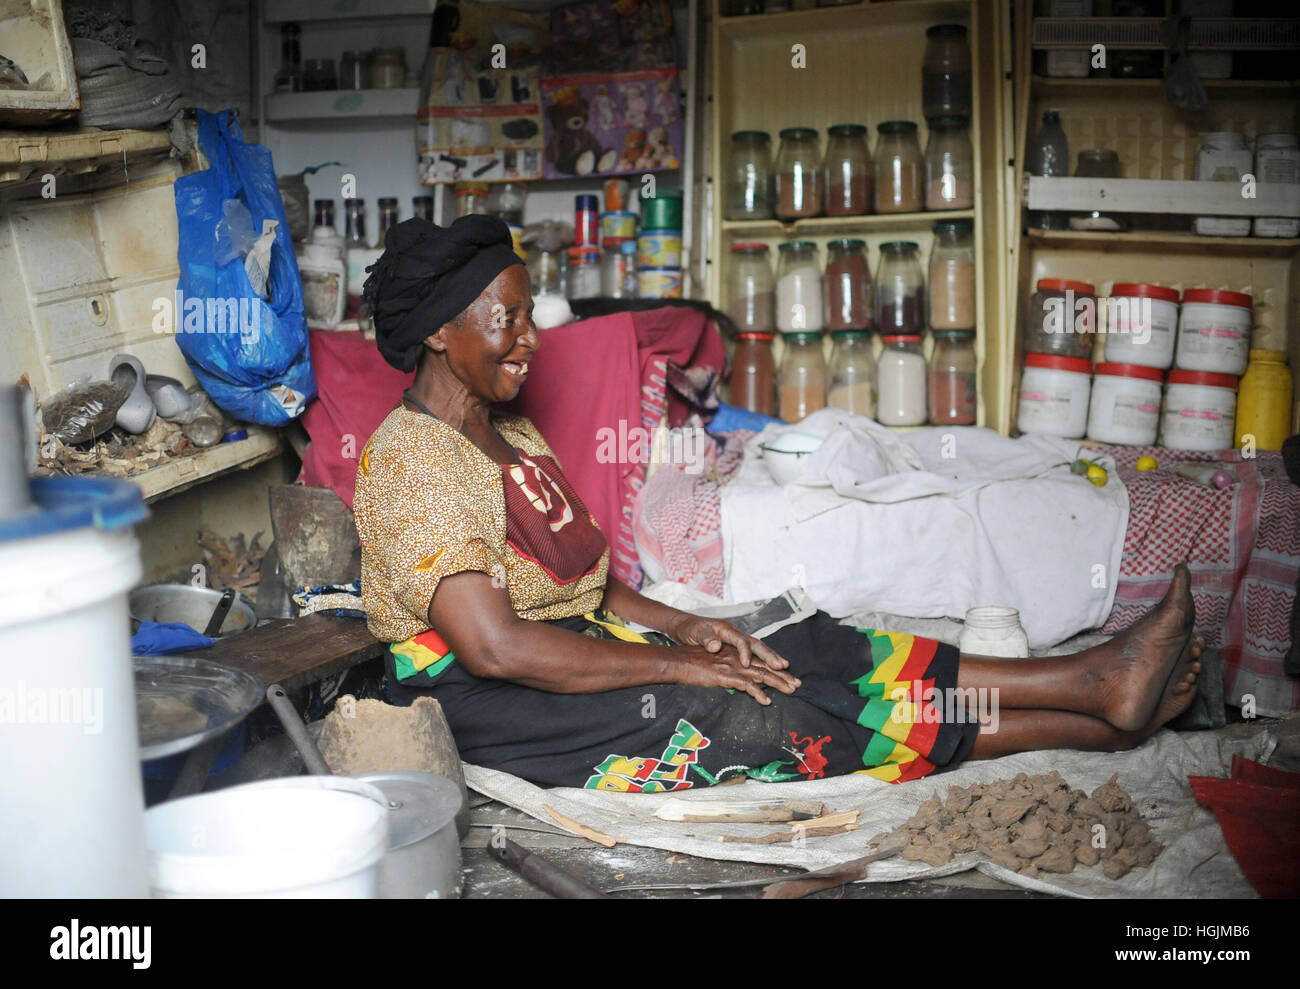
(200, 613, 386, 692)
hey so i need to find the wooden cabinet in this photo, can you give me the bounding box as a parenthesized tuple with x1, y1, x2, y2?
(1007, 0, 1300, 435)
(705, 0, 1013, 429)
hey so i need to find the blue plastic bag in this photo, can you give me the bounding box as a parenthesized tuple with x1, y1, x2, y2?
(172, 109, 315, 424)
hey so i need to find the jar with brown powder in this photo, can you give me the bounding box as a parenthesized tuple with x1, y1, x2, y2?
(731, 333, 778, 416)
(823, 124, 872, 217)
(823, 239, 872, 331)
(924, 116, 974, 210)
(774, 128, 824, 220)
(928, 220, 976, 330)
(874, 121, 924, 214)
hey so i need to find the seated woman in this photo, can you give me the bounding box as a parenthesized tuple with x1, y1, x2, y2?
(355, 216, 1204, 791)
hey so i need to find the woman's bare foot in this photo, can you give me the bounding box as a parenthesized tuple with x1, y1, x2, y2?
(1085, 564, 1198, 732)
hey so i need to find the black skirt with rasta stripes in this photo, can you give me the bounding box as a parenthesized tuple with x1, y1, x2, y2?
(385, 609, 979, 789)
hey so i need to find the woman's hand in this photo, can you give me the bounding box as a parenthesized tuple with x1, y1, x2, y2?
(671, 643, 800, 706)
(665, 613, 791, 672)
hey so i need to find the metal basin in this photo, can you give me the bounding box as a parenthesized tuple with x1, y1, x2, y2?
(129, 583, 258, 637)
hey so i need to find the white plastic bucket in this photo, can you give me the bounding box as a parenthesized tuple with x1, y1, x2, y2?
(0, 479, 148, 898)
(145, 776, 390, 898)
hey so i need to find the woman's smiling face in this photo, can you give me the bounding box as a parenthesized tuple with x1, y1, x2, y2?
(425, 264, 538, 403)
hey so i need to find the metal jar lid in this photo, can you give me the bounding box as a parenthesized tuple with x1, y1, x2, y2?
(356, 771, 462, 851)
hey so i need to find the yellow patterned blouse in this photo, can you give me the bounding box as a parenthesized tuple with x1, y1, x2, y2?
(355, 406, 610, 643)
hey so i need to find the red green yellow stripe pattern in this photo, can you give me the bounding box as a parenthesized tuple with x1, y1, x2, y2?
(392, 627, 456, 682)
(850, 629, 944, 783)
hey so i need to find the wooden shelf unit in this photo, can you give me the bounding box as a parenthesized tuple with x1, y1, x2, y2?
(707, 0, 1012, 430)
(1009, 0, 1300, 434)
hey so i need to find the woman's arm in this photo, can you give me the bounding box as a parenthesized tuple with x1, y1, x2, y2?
(428, 572, 799, 704)
(599, 578, 790, 671)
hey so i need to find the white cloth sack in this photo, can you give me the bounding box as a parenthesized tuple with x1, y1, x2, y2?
(720, 410, 1129, 648)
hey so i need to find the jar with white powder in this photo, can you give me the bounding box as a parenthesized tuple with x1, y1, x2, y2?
(1100, 282, 1179, 369)
(959, 607, 1029, 658)
(876, 335, 927, 426)
(776, 241, 824, 333)
(1253, 133, 1300, 239)
(1175, 288, 1252, 376)
(1017, 353, 1091, 438)
(1086, 362, 1163, 445)
(1193, 133, 1253, 238)
(1161, 369, 1238, 451)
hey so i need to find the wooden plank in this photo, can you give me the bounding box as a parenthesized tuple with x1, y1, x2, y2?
(198, 613, 385, 692)
(0, 126, 171, 166)
(133, 427, 284, 504)
(1027, 227, 1300, 258)
(1025, 175, 1300, 217)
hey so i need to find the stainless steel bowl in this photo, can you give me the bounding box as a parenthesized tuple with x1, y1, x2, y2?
(129, 584, 258, 637)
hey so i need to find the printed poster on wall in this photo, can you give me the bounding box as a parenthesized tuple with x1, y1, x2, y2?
(540, 66, 681, 180)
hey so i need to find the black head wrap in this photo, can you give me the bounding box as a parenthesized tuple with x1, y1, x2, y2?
(362, 214, 525, 372)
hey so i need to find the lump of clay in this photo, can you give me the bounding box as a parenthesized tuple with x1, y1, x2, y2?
(991, 798, 1036, 827)
(902, 841, 953, 867)
(1092, 773, 1132, 813)
(1034, 844, 1076, 874)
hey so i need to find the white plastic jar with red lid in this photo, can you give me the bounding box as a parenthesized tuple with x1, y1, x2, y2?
(1160, 369, 1238, 451)
(1102, 282, 1179, 369)
(1086, 362, 1164, 445)
(1175, 288, 1252, 376)
(1017, 353, 1091, 438)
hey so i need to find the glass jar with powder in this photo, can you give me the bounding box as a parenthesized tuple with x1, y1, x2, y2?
(827, 330, 876, 418)
(874, 121, 924, 214)
(727, 242, 775, 333)
(822, 124, 873, 217)
(823, 239, 872, 331)
(924, 116, 974, 210)
(874, 241, 925, 335)
(776, 241, 824, 333)
(779, 332, 827, 423)
(929, 330, 977, 425)
(928, 220, 976, 330)
(877, 335, 928, 426)
(731, 333, 778, 417)
(726, 131, 774, 220)
(774, 128, 823, 220)
(922, 24, 972, 120)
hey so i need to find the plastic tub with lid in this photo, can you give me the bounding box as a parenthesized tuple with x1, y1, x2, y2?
(1160, 369, 1238, 451)
(1175, 288, 1252, 376)
(1101, 282, 1179, 369)
(1086, 362, 1163, 445)
(1017, 353, 1092, 438)
(1, 474, 150, 897)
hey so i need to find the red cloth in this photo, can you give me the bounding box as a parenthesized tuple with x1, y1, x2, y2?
(299, 330, 413, 509)
(1100, 446, 1300, 717)
(507, 307, 725, 587)
(299, 311, 726, 589)
(1188, 756, 1300, 898)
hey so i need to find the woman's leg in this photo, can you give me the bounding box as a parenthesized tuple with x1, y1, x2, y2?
(956, 564, 1201, 732)
(966, 668, 1199, 760)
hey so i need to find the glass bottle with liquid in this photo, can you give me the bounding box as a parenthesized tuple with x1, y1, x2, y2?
(273, 22, 303, 93)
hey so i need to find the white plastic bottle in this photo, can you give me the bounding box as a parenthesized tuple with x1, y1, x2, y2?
(959, 606, 1030, 658)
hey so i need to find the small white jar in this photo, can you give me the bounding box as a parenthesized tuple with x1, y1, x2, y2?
(959, 606, 1029, 658)
(1253, 132, 1300, 239)
(1193, 132, 1253, 238)
(1101, 282, 1179, 369)
(1086, 362, 1164, 445)
(1175, 288, 1253, 376)
(1161, 369, 1238, 451)
(1017, 353, 1092, 438)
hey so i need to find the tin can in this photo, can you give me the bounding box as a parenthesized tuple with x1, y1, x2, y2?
(600, 211, 637, 243)
(641, 188, 683, 230)
(637, 229, 682, 269)
(638, 266, 682, 299)
(574, 194, 599, 246)
(604, 178, 631, 211)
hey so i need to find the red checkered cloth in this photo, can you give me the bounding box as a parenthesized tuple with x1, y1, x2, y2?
(633, 430, 750, 596)
(1101, 446, 1300, 718)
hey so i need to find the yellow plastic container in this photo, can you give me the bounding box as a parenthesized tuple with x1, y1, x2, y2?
(1236, 349, 1293, 451)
